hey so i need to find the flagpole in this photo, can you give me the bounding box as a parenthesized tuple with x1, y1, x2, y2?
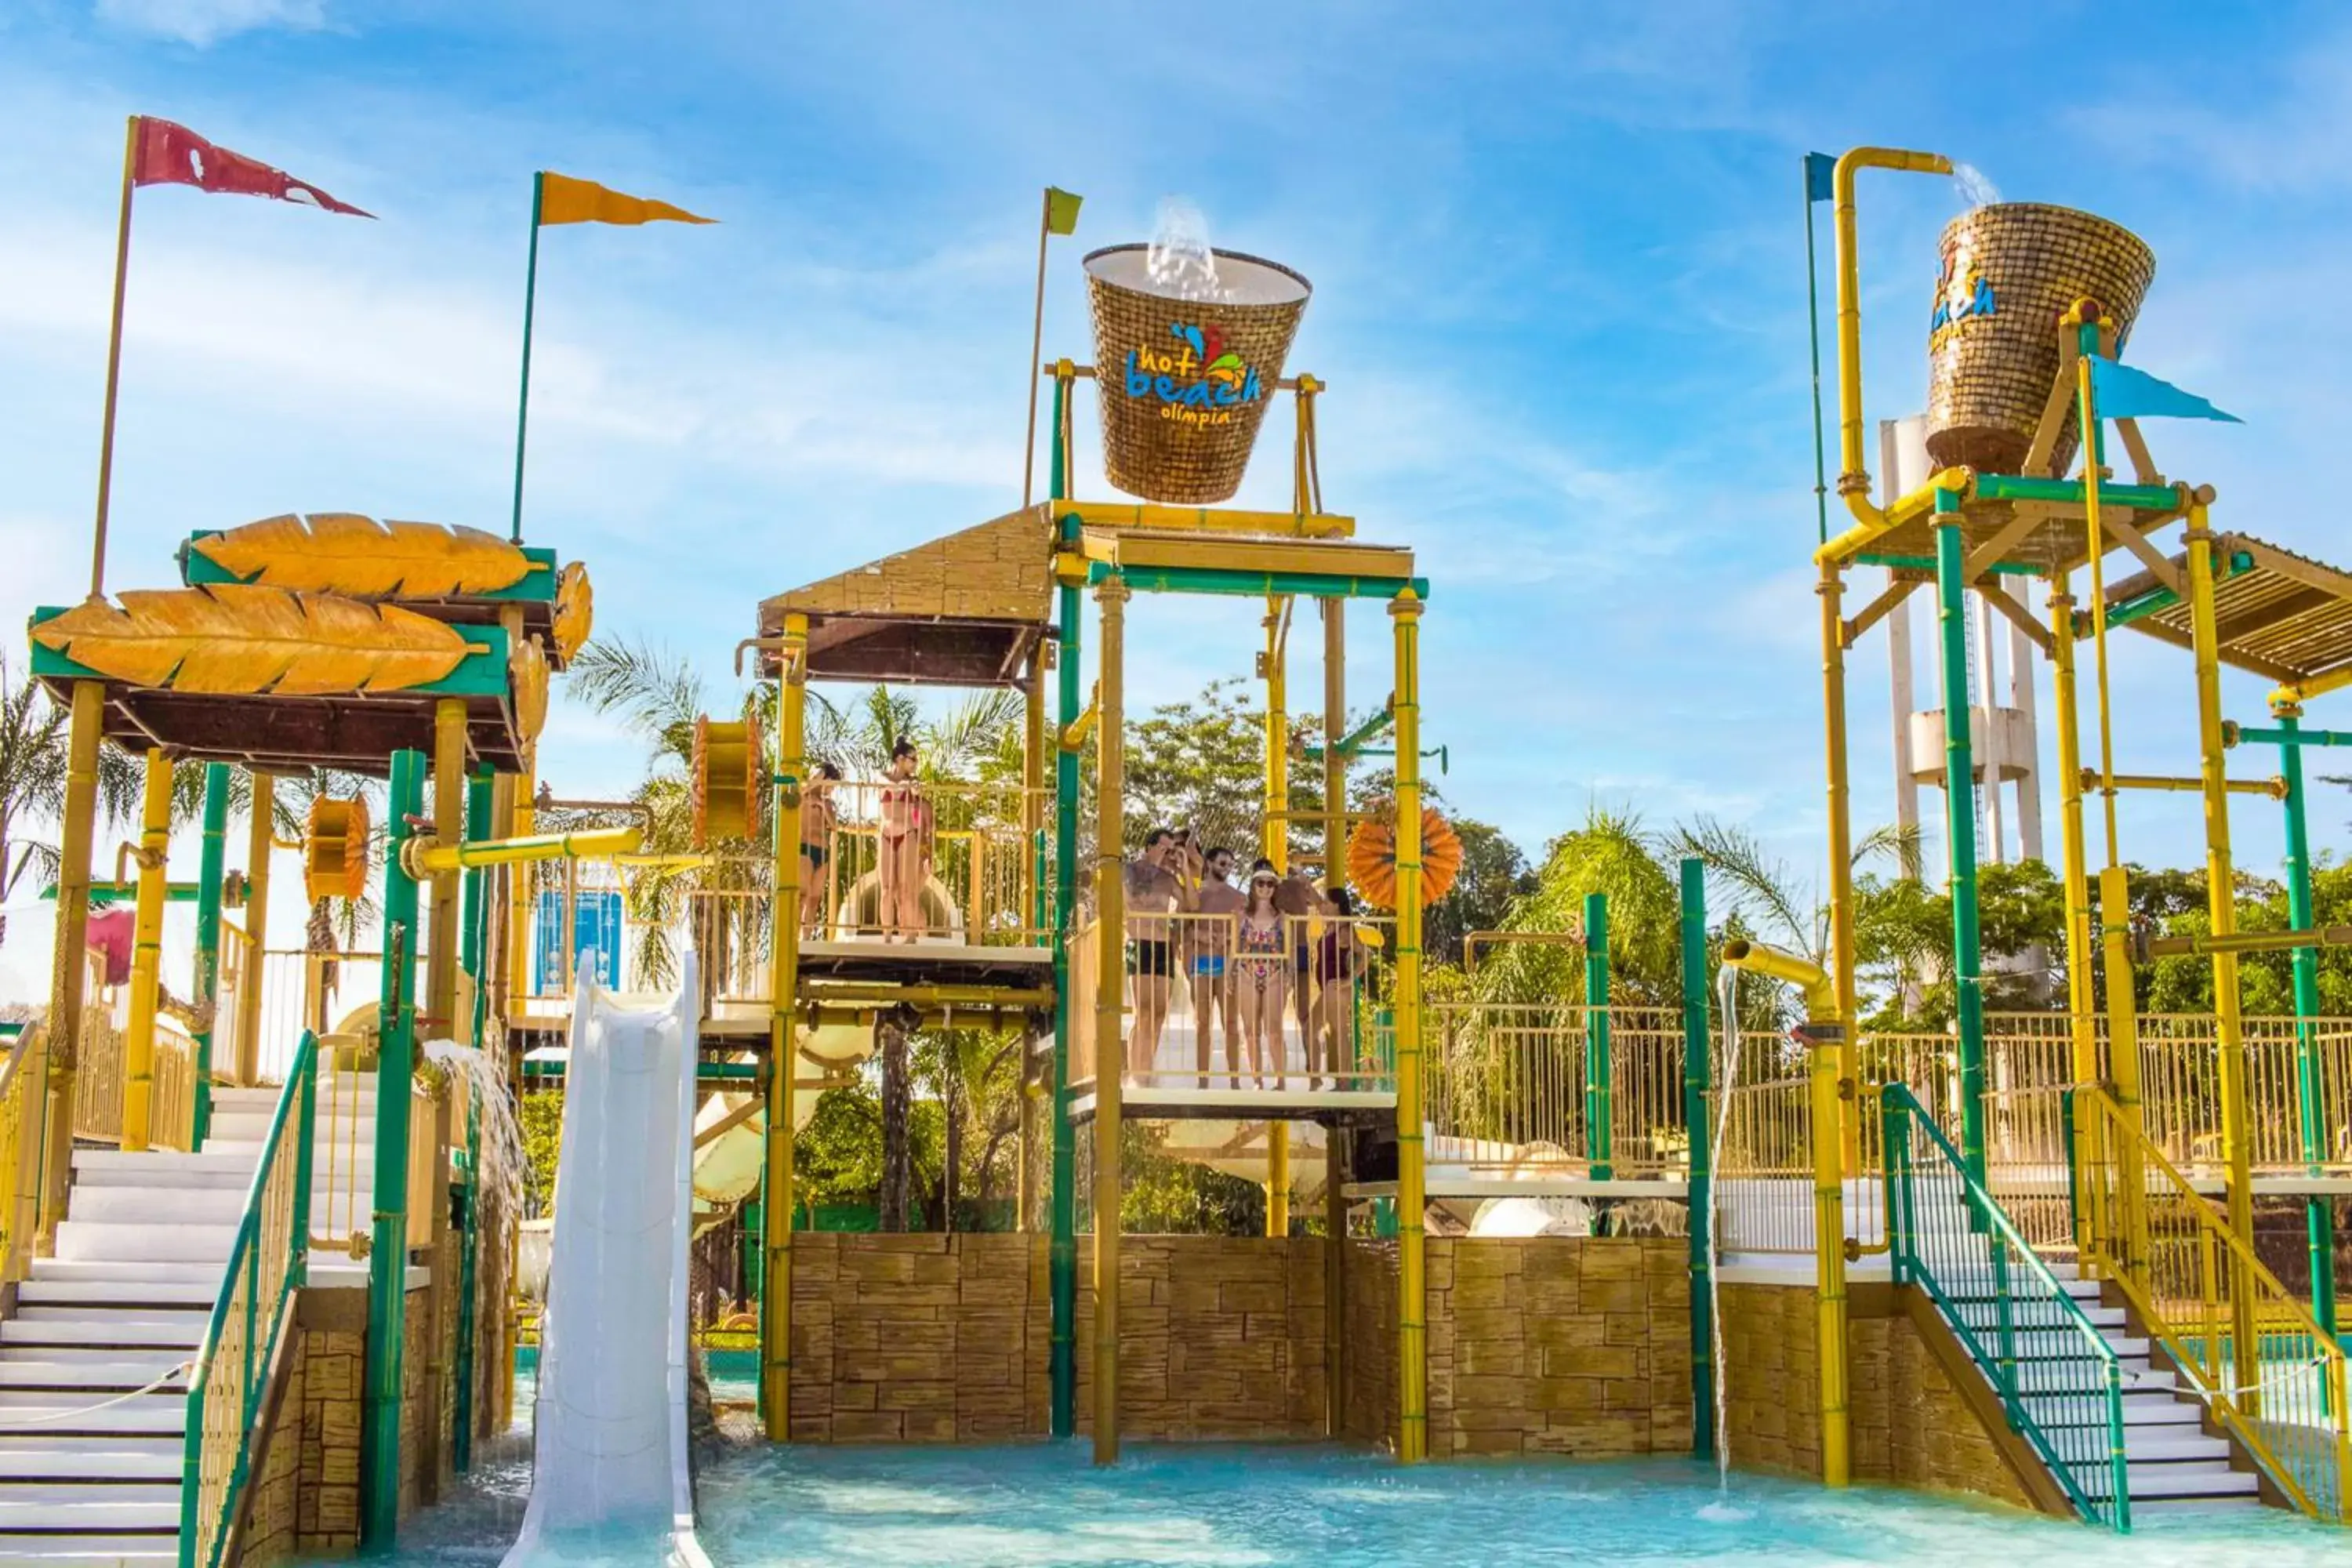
(89, 116, 141, 601)
(510, 172, 544, 543)
(1021, 187, 1051, 510)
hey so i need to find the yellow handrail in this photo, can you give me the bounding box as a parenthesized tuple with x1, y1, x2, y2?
(2074, 1085, 2352, 1520)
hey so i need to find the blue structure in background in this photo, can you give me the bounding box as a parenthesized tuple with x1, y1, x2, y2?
(535, 887, 622, 991)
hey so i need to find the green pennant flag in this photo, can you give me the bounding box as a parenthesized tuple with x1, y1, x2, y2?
(1044, 187, 1083, 236)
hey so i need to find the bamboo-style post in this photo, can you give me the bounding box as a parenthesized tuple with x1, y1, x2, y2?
(1092, 575, 1130, 1465)
(189, 760, 230, 1149)
(1391, 588, 1428, 1463)
(236, 770, 274, 1086)
(121, 748, 173, 1152)
(40, 682, 103, 1239)
(762, 613, 809, 1443)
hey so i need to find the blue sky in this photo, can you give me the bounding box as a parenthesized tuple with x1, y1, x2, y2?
(1, 0, 2347, 945)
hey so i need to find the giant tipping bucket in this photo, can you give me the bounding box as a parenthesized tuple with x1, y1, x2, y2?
(1084, 243, 1312, 504)
(1925, 203, 2155, 476)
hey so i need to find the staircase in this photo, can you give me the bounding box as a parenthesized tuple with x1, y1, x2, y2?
(1882, 1086, 2258, 1528)
(0, 1061, 347, 1567)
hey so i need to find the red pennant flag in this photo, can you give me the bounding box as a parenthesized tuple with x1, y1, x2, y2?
(131, 116, 372, 218)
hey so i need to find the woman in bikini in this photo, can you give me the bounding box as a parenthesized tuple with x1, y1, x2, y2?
(1312, 886, 1363, 1091)
(1233, 862, 1289, 1088)
(800, 761, 841, 936)
(877, 739, 931, 942)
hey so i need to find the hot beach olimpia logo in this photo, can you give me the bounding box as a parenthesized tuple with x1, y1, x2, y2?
(1123, 322, 1265, 427)
(1929, 238, 1996, 350)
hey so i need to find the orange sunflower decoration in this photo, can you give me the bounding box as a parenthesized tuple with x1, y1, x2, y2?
(1346, 803, 1463, 909)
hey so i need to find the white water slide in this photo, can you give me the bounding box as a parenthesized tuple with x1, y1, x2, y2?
(503, 962, 713, 1568)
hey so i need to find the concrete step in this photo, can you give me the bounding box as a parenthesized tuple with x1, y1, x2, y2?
(2111, 1463, 2263, 1500)
(53, 1222, 236, 1265)
(2121, 1428, 2234, 1463)
(1, 1318, 206, 1351)
(24, 1262, 220, 1288)
(66, 1187, 245, 1227)
(15, 1284, 212, 1313)
(0, 1396, 184, 1434)
(0, 1443, 180, 1481)
(0, 1486, 181, 1530)
(67, 1151, 252, 1191)
(0, 1356, 191, 1391)
(0, 1535, 180, 1565)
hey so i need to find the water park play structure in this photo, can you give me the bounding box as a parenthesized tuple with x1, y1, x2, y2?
(9, 143, 2352, 1565)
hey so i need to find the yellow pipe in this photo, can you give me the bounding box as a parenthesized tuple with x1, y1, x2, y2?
(408, 826, 645, 876)
(1820, 561, 1860, 1177)
(2147, 926, 2352, 960)
(1262, 596, 1290, 1237)
(2048, 580, 2102, 1262)
(1092, 575, 1131, 1465)
(505, 759, 535, 1019)
(121, 748, 172, 1153)
(2082, 771, 2285, 800)
(2274, 666, 2352, 710)
(1059, 691, 1099, 753)
(761, 613, 808, 1443)
(1720, 935, 1848, 1486)
(1830, 146, 1955, 533)
(2187, 509, 2260, 1396)
(41, 681, 103, 1237)
(1392, 589, 1428, 1464)
(427, 697, 466, 1044)
(235, 771, 274, 1086)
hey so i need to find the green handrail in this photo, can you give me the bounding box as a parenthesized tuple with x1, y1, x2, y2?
(180, 1033, 318, 1568)
(1883, 1084, 2129, 1531)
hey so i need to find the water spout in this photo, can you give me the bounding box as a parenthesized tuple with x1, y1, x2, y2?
(1707, 964, 1742, 1496)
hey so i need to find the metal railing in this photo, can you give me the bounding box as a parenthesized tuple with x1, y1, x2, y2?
(1423, 1004, 1686, 1174)
(2073, 1084, 2352, 1522)
(180, 1031, 316, 1568)
(309, 1044, 376, 1258)
(407, 1077, 442, 1252)
(1067, 911, 1396, 1094)
(1886, 1083, 2130, 1530)
(71, 1001, 125, 1145)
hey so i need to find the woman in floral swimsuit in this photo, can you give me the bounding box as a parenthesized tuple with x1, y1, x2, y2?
(1233, 863, 1289, 1087)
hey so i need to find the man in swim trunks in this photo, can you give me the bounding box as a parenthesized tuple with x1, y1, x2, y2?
(1124, 828, 1182, 1078)
(1272, 868, 1330, 1080)
(799, 761, 840, 936)
(1182, 845, 1243, 1086)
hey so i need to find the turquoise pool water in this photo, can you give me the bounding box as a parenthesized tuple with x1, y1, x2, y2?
(341, 1385, 2345, 1568)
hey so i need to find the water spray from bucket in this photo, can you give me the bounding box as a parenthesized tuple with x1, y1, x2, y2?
(1951, 162, 2002, 210)
(423, 1038, 528, 1258)
(1145, 196, 1227, 303)
(1707, 964, 1743, 1498)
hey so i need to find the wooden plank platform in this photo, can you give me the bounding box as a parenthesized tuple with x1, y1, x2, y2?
(1346, 1177, 1689, 1201)
(1065, 1081, 1396, 1127)
(2110, 532, 2352, 688)
(794, 939, 1054, 989)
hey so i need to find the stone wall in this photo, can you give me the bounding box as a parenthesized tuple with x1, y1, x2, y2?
(1341, 1240, 1398, 1447)
(1719, 1279, 2038, 1512)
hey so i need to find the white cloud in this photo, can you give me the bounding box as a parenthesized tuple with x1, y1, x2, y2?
(94, 0, 326, 47)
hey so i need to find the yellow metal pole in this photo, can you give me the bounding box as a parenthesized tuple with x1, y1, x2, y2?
(121, 747, 172, 1153)
(762, 614, 808, 1442)
(2187, 506, 2260, 1396)
(1092, 575, 1130, 1465)
(2045, 580, 2102, 1263)
(40, 681, 103, 1237)
(1262, 597, 1290, 1229)
(1391, 590, 1428, 1464)
(1828, 147, 1954, 533)
(428, 699, 469, 1044)
(1321, 594, 1347, 1435)
(1819, 561, 1859, 1177)
(506, 760, 535, 1014)
(235, 771, 274, 1086)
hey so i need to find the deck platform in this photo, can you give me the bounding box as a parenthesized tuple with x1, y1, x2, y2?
(1067, 1080, 1396, 1128)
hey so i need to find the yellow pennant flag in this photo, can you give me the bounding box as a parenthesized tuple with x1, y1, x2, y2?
(1044, 186, 1083, 236)
(537, 171, 714, 227)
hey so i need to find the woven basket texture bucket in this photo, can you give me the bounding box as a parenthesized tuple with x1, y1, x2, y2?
(1084, 244, 1311, 504)
(1925, 203, 2154, 475)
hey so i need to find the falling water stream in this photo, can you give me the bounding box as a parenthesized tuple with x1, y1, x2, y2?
(1706, 965, 1743, 1502)
(1951, 162, 2002, 209)
(422, 1039, 528, 1258)
(1146, 196, 1227, 302)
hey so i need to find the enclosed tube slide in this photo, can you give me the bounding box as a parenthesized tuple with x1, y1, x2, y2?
(503, 959, 713, 1568)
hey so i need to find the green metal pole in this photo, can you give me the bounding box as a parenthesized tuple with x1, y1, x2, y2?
(189, 761, 230, 1151)
(1678, 858, 1712, 1458)
(1584, 891, 1613, 1183)
(452, 768, 492, 1473)
(361, 749, 425, 1552)
(2278, 711, 2339, 1343)
(1935, 492, 1989, 1184)
(508, 172, 544, 545)
(1048, 376, 1080, 1439)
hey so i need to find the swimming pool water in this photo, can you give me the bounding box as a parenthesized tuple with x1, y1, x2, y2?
(343, 1397, 2346, 1568)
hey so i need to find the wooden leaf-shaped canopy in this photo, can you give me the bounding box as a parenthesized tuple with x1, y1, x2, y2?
(191, 514, 533, 598)
(510, 636, 550, 742)
(32, 585, 473, 695)
(1346, 806, 1464, 909)
(552, 561, 594, 662)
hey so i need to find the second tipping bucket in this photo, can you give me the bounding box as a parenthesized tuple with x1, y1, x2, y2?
(1925, 202, 2155, 476)
(1084, 244, 1312, 505)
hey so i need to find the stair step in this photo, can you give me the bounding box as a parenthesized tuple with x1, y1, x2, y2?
(67, 1188, 245, 1226)
(1, 1319, 206, 1351)
(25, 1262, 221, 1287)
(2107, 1464, 2263, 1500)
(0, 1444, 180, 1480)
(53, 1223, 236, 1265)
(0, 1490, 181, 1531)
(0, 1397, 185, 1434)
(67, 1152, 252, 1191)
(0, 1536, 180, 1565)
(0, 1356, 191, 1391)
(15, 1285, 212, 1313)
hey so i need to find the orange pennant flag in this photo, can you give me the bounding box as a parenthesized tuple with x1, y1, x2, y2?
(536, 172, 714, 227)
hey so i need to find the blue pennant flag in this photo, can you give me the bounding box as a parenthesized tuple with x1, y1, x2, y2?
(2088, 354, 2242, 424)
(1804, 151, 1836, 203)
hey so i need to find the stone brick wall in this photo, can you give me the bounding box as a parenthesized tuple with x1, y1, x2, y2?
(1719, 1279, 2037, 1512)
(1341, 1240, 1398, 1447)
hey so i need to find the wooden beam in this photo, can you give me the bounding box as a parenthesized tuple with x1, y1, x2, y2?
(1980, 579, 2054, 659)
(2105, 518, 2183, 597)
(2020, 338, 2081, 479)
(1842, 576, 1920, 648)
(2113, 419, 2164, 486)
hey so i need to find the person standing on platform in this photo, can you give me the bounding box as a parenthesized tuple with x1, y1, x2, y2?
(1124, 828, 1182, 1077)
(800, 761, 841, 937)
(877, 740, 932, 943)
(1183, 845, 1243, 1087)
(1273, 866, 1330, 1074)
